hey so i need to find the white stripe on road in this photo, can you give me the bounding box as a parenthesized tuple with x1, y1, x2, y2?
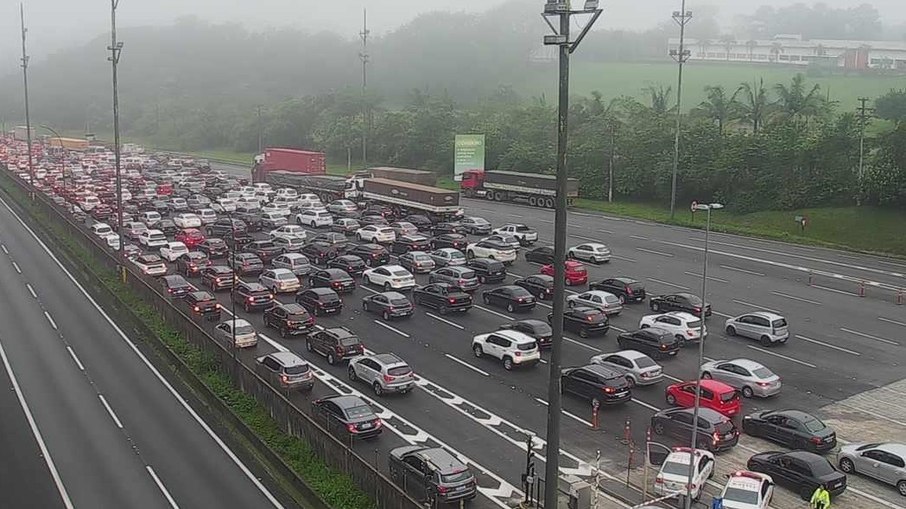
(66, 346, 85, 371)
(636, 247, 674, 257)
(44, 311, 58, 330)
(683, 271, 728, 283)
(609, 325, 628, 333)
(746, 345, 817, 368)
(630, 235, 649, 241)
(795, 335, 860, 356)
(373, 320, 410, 338)
(597, 229, 614, 234)
(647, 277, 689, 290)
(720, 265, 765, 277)
(879, 316, 906, 328)
(475, 304, 514, 320)
(563, 337, 602, 353)
(732, 299, 780, 314)
(146, 466, 180, 509)
(840, 327, 900, 346)
(846, 486, 906, 509)
(534, 398, 594, 427)
(538, 219, 553, 224)
(425, 312, 465, 329)
(98, 394, 124, 429)
(611, 255, 637, 263)
(12, 260, 22, 273)
(26, 283, 37, 298)
(571, 234, 600, 242)
(810, 284, 858, 296)
(662, 373, 683, 383)
(631, 398, 662, 412)
(770, 291, 821, 305)
(0, 244, 7, 254)
(445, 354, 489, 377)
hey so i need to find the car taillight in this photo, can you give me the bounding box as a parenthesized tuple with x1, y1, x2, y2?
(712, 432, 720, 443)
(654, 476, 663, 484)
(193, 306, 200, 312)
(757, 381, 771, 386)
(437, 485, 448, 494)
(335, 346, 344, 354)
(693, 307, 701, 312)
(686, 329, 696, 336)
(248, 297, 254, 302)
(449, 298, 456, 304)
(810, 437, 822, 445)
(215, 303, 222, 309)
(372, 253, 379, 258)
(660, 344, 668, 350)
(216, 277, 222, 282)
(167, 288, 174, 293)
(280, 375, 289, 383)
(603, 386, 614, 393)
(518, 298, 524, 302)
(383, 374, 394, 383)
(346, 423, 357, 433)
(626, 287, 633, 295)
(514, 351, 522, 357)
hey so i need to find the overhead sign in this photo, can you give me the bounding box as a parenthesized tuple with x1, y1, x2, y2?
(454, 134, 485, 182)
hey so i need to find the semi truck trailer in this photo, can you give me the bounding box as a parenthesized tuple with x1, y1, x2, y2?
(459, 169, 578, 208)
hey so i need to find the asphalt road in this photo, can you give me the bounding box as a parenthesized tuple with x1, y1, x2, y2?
(0, 196, 293, 508)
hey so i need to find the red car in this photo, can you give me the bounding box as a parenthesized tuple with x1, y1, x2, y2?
(540, 260, 588, 286)
(176, 228, 206, 249)
(665, 379, 741, 417)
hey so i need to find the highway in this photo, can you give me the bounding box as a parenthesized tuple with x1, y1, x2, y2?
(0, 195, 293, 508)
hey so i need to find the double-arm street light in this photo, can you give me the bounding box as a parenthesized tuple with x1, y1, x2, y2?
(39, 125, 67, 196)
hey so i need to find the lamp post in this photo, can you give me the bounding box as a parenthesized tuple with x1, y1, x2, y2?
(229, 212, 238, 366)
(668, 1, 692, 219)
(39, 125, 66, 196)
(19, 3, 35, 198)
(108, 0, 126, 277)
(684, 202, 722, 509)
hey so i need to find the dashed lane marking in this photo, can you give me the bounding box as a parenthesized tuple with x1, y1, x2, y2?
(770, 291, 821, 305)
(746, 345, 817, 368)
(373, 320, 410, 338)
(839, 327, 900, 346)
(98, 394, 124, 429)
(425, 312, 465, 330)
(731, 299, 781, 314)
(795, 335, 860, 356)
(597, 229, 613, 234)
(610, 255, 637, 263)
(563, 337, 602, 353)
(0, 244, 7, 254)
(26, 283, 37, 298)
(810, 284, 857, 297)
(719, 265, 765, 277)
(44, 311, 58, 330)
(683, 271, 728, 283)
(146, 466, 179, 509)
(534, 398, 594, 427)
(12, 261, 22, 273)
(879, 316, 906, 328)
(635, 247, 674, 257)
(630, 398, 662, 412)
(647, 277, 689, 290)
(629, 235, 649, 241)
(445, 354, 489, 377)
(66, 346, 85, 371)
(474, 304, 514, 320)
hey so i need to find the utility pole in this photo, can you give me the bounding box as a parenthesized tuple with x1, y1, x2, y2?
(19, 3, 35, 198)
(256, 105, 263, 154)
(856, 97, 872, 207)
(359, 8, 370, 171)
(540, 3, 602, 509)
(109, 0, 126, 278)
(608, 122, 615, 203)
(668, 1, 692, 219)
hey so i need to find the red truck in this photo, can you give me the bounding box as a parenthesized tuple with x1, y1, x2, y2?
(460, 169, 578, 208)
(251, 148, 326, 183)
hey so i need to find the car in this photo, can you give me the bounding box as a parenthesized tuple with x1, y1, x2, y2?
(255, 352, 314, 391)
(472, 330, 540, 370)
(639, 311, 706, 347)
(211, 198, 237, 213)
(297, 209, 333, 228)
(229, 252, 265, 276)
(312, 395, 382, 439)
(541, 260, 588, 286)
(245, 240, 282, 264)
(481, 285, 536, 313)
(837, 442, 906, 496)
(466, 240, 517, 264)
(402, 214, 433, 231)
(499, 320, 552, 349)
(328, 199, 358, 215)
(561, 364, 631, 405)
(388, 446, 477, 504)
(347, 243, 390, 267)
(173, 212, 202, 229)
(428, 248, 466, 267)
(389, 221, 419, 237)
(362, 265, 416, 292)
(309, 232, 349, 245)
(327, 254, 367, 277)
(331, 217, 361, 235)
(356, 225, 396, 243)
(549, 307, 609, 338)
(590, 350, 663, 387)
(514, 274, 554, 300)
(295, 287, 343, 316)
(666, 379, 741, 417)
(159, 241, 189, 262)
(206, 217, 246, 237)
(197, 208, 217, 225)
(168, 197, 189, 212)
(567, 242, 611, 263)
(263, 302, 315, 337)
(176, 251, 211, 277)
(431, 222, 466, 235)
(651, 407, 740, 452)
(390, 234, 432, 255)
(428, 266, 480, 292)
(701, 359, 782, 398)
(747, 451, 847, 500)
(309, 268, 356, 294)
(123, 221, 148, 240)
(398, 251, 436, 274)
(213, 318, 258, 348)
(459, 216, 492, 235)
(362, 292, 414, 321)
(232, 281, 275, 312)
(430, 233, 468, 251)
(525, 246, 554, 264)
(183, 291, 222, 321)
(491, 224, 537, 246)
(567, 290, 623, 316)
(412, 283, 472, 315)
(649, 292, 711, 317)
(159, 274, 195, 298)
(742, 410, 837, 453)
(259, 268, 302, 294)
(654, 447, 715, 501)
(132, 254, 168, 276)
(139, 210, 162, 227)
(272, 253, 313, 276)
(719, 470, 775, 509)
(201, 265, 236, 291)
(269, 225, 307, 242)
(272, 236, 307, 253)
(197, 238, 228, 259)
(174, 228, 205, 250)
(358, 214, 389, 227)
(590, 277, 647, 304)
(480, 233, 521, 251)
(105, 234, 122, 250)
(725, 312, 790, 346)
(348, 353, 415, 395)
(306, 327, 364, 365)
(138, 229, 168, 248)
(301, 241, 345, 265)
(466, 258, 507, 284)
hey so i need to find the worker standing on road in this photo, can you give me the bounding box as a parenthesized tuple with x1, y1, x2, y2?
(810, 485, 830, 509)
(711, 496, 723, 509)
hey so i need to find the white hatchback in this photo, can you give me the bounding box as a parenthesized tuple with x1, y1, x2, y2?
(640, 311, 706, 346)
(362, 265, 416, 291)
(297, 209, 334, 228)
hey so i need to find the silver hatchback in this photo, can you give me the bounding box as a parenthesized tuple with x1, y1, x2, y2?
(838, 442, 906, 496)
(348, 353, 415, 396)
(725, 311, 789, 346)
(255, 352, 314, 391)
(590, 350, 663, 387)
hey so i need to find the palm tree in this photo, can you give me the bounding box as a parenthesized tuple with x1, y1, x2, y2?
(732, 79, 770, 133)
(643, 85, 673, 116)
(769, 42, 783, 62)
(697, 39, 711, 59)
(696, 86, 732, 134)
(773, 74, 825, 121)
(719, 35, 736, 61)
(745, 40, 757, 61)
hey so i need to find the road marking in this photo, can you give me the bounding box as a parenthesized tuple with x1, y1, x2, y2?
(44, 311, 58, 330)
(373, 320, 410, 338)
(731, 299, 780, 314)
(636, 247, 674, 257)
(810, 284, 857, 296)
(445, 354, 489, 377)
(597, 229, 613, 234)
(609, 325, 628, 333)
(629, 235, 649, 241)
(359, 285, 379, 294)
(631, 398, 662, 412)
(746, 345, 817, 368)
(683, 271, 728, 283)
(719, 265, 764, 277)
(711, 311, 733, 319)
(563, 337, 602, 352)
(534, 398, 594, 427)
(26, 283, 37, 298)
(98, 394, 124, 429)
(647, 277, 689, 290)
(662, 373, 683, 383)
(571, 234, 600, 242)
(536, 301, 552, 309)
(0, 244, 7, 254)
(770, 291, 821, 305)
(846, 487, 906, 509)
(425, 312, 464, 329)
(12, 260, 21, 273)
(475, 304, 514, 320)
(611, 254, 636, 263)
(66, 346, 85, 370)
(840, 327, 900, 346)
(879, 316, 906, 328)
(795, 335, 861, 356)
(539, 219, 553, 224)
(146, 466, 180, 509)
(836, 401, 906, 429)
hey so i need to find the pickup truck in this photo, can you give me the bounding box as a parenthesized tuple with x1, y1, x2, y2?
(491, 224, 538, 246)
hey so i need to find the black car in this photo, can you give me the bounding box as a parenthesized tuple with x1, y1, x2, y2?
(229, 252, 265, 276)
(232, 281, 274, 312)
(359, 214, 389, 226)
(327, 255, 366, 277)
(184, 291, 222, 321)
(362, 291, 413, 320)
(561, 365, 631, 406)
(742, 410, 837, 453)
(307, 327, 365, 365)
(175, 251, 211, 277)
(651, 407, 740, 452)
(391, 235, 432, 254)
(233, 210, 263, 232)
(312, 395, 381, 438)
(309, 268, 356, 293)
(363, 204, 394, 218)
(309, 232, 349, 245)
(616, 328, 681, 359)
(389, 446, 477, 504)
(224, 232, 254, 251)
(207, 218, 247, 237)
(152, 200, 170, 215)
(549, 306, 609, 338)
(197, 238, 228, 259)
(348, 243, 390, 267)
(431, 233, 468, 250)
(431, 222, 465, 235)
(160, 274, 195, 298)
(403, 214, 433, 231)
(514, 274, 554, 300)
(412, 283, 472, 315)
(301, 241, 345, 265)
(201, 265, 236, 291)
(499, 320, 553, 349)
(263, 302, 314, 338)
(295, 287, 343, 316)
(246, 240, 282, 264)
(590, 277, 647, 304)
(649, 292, 712, 317)
(525, 246, 554, 264)
(747, 451, 847, 500)
(481, 285, 536, 313)
(467, 258, 507, 284)
(157, 218, 178, 236)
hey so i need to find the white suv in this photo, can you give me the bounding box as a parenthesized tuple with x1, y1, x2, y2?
(471, 330, 540, 370)
(356, 225, 396, 243)
(139, 229, 168, 248)
(654, 447, 714, 501)
(297, 209, 334, 228)
(466, 240, 517, 264)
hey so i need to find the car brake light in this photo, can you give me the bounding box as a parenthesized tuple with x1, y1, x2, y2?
(280, 375, 289, 383)
(660, 344, 668, 350)
(336, 346, 344, 354)
(626, 287, 633, 295)
(193, 306, 200, 312)
(215, 303, 222, 309)
(654, 476, 663, 484)
(514, 351, 522, 357)
(346, 423, 357, 432)
(449, 298, 456, 304)
(757, 381, 771, 386)
(810, 437, 822, 445)
(693, 307, 701, 312)
(437, 485, 448, 494)
(712, 432, 720, 443)
(248, 297, 254, 302)
(603, 386, 614, 393)
(383, 374, 394, 383)
(686, 329, 696, 336)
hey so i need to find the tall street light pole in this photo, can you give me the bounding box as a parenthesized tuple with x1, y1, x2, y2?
(40, 125, 66, 195)
(684, 201, 722, 509)
(19, 3, 35, 198)
(668, 1, 692, 219)
(109, 0, 126, 277)
(540, 3, 602, 508)
(256, 105, 263, 154)
(359, 8, 370, 170)
(856, 97, 872, 207)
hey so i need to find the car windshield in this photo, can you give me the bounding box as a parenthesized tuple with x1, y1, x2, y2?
(627, 282, 643, 290)
(810, 459, 836, 477)
(441, 470, 473, 484)
(803, 418, 827, 433)
(686, 319, 702, 328)
(752, 367, 774, 378)
(713, 421, 735, 434)
(573, 266, 587, 273)
(516, 342, 537, 351)
(635, 356, 657, 368)
(390, 298, 410, 307)
(346, 405, 372, 419)
(720, 391, 738, 403)
(723, 487, 759, 504)
(285, 364, 310, 375)
(661, 460, 691, 476)
(530, 323, 552, 335)
(515, 225, 531, 232)
(391, 270, 410, 277)
(287, 313, 309, 321)
(772, 318, 788, 328)
(235, 325, 254, 335)
(459, 270, 475, 278)
(340, 338, 360, 347)
(449, 251, 465, 259)
(413, 254, 432, 261)
(277, 273, 296, 280)
(388, 366, 411, 376)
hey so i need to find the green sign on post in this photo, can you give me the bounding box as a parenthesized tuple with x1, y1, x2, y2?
(454, 134, 485, 182)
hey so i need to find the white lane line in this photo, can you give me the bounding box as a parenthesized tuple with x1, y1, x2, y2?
(732, 299, 780, 314)
(810, 284, 857, 296)
(879, 316, 906, 328)
(146, 466, 180, 509)
(662, 373, 683, 383)
(720, 265, 765, 277)
(571, 234, 600, 242)
(425, 312, 465, 330)
(795, 335, 861, 356)
(770, 291, 821, 305)
(683, 271, 728, 283)
(445, 354, 489, 377)
(536, 301, 552, 309)
(534, 398, 594, 427)
(631, 398, 662, 412)
(98, 394, 124, 429)
(0, 336, 75, 509)
(474, 304, 514, 320)
(26, 283, 37, 298)
(629, 235, 649, 241)
(66, 346, 85, 371)
(572, 212, 594, 217)
(373, 320, 410, 338)
(647, 277, 689, 290)
(711, 311, 733, 319)
(611, 255, 637, 263)
(563, 337, 602, 353)
(846, 486, 906, 509)
(539, 219, 553, 224)
(635, 247, 674, 257)
(746, 345, 817, 368)
(703, 356, 716, 362)
(44, 311, 58, 330)
(609, 325, 628, 333)
(12, 260, 22, 273)
(0, 244, 7, 254)
(837, 401, 906, 429)
(840, 327, 900, 346)
(510, 213, 524, 218)
(597, 229, 614, 234)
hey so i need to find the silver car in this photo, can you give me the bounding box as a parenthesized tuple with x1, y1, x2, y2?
(259, 268, 301, 294)
(255, 352, 314, 391)
(429, 248, 466, 267)
(428, 266, 479, 292)
(700, 358, 782, 398)
(589, 350, 663, 387)
(838, 442, 906, 496)
(567, 290, 623, 316)
(272, 253, 313, 276)
(347, 353, 415, 396)
(214, 319, 258, 348)
(725, 311, 789, 346)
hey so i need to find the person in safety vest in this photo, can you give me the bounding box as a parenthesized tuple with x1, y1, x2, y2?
(810, 485, 831, 509)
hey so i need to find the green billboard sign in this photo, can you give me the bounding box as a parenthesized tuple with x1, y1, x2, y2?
(454, 134, 485, 182)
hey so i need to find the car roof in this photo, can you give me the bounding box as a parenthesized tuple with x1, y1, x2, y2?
(875, 443, 906, 456)
(578, 363, 622, 378)
(768, 409, 819, 422)
(493, 329, 537, 344)
(663, 311, 700, 321)
(743, 311, 786, 320)
(307, 287, 336, 295)
(380, 265, 407, 272)
(578, 290, 615, 298)
(419, 448, 466, 475)
(697, 379, 737, 393)
(269, 351, 308, 368)
(721, 358, 765, 370)
(230, 318, 252, 327)
(662, 406, 726, 422)
(325, 394, 368, 410)
(516, 319, 548, 328)
(613, 349, 651, 361)
(378, 291, 407, 299)
(270, 268, 294, 274)
(371, 353, 406, 366)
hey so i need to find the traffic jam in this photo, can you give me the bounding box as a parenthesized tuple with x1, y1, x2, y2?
(1, 136, 904, 509)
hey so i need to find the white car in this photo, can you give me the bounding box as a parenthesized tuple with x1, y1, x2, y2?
(568, 243, 611, 263)
(460, 216, 492, 234)
(567, 290, 623, 316)
(214, 319, 258, 349)
(362, 265, 416, 291)
(262, 202, 291, 217)
(90, 222, 115, 238)
(139, 229, 168, 248)
(270, 225, 308, 242)
(328, 199, 358, 215)
(640, 311, 706, 346)
(471, 329, 541, 370)
(131, 254, 167, 276)
(197, 208, 218, 225)
(297, 209, 333, 228)
(275, 188, 298, 200)
(272, 253, 313, 276)
(173, 213, 202, 229)
(297, 193, 323, 209)
(589, 350, 663, 386)
(719, 470, 774, 509)
(139, 211, 161, 226)
(429, 248, 466, 267)
(105, 234, 122, 250)
(356, 225, 396, 243)
(390, 221, 419, 237)
(491, 224, 537, 246)
(160, 241, 189, 262)
(211, 198, 237, 213)
(700, 359, 782, 398)
(466, 240, 517, 263)
(258, 268, 301, 294)
(654, 447, 714, 501)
